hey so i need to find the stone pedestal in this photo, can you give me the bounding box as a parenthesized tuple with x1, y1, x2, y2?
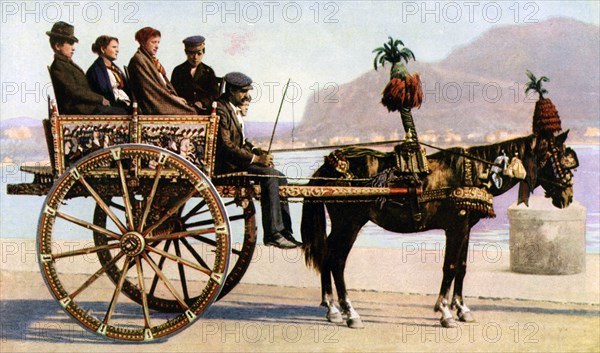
(508, 195, 586, 275)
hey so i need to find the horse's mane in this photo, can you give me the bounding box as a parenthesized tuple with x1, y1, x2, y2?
(427, 134, 533, 165)
(466, 135, 533, 162)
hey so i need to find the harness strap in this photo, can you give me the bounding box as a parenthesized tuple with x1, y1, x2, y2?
(409, 187, 425, 230)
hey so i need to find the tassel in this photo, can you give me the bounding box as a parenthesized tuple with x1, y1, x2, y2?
(532, 98, 561, 135)
(381, 74, 423, 112)
(508, 154, 527, 180)
(381, 78, 406, 112)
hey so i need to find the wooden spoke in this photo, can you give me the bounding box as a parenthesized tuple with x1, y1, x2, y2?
(138, 164, 163, 233)
(56, 210, 121, 240)
(179, 237, 211, 273)
(108, 201, 126, 212)
(146, 244, 212, 276)
(70, 252, 125, 300)
(135, 257, 151, 328)
(185, 232, 241, 257)
(193, 232, 242, 255)
(52, 243, 120, 260)
(180, 200, 206, 222)
(145, 227, 216, 242)
(181, 201, 236, 221)
(142, 188, 197, 237)
(191, 234, 217, 247)
(117, 160, 135, 231)
(224, 200, 236, 206)
(173, 241, 189, 301)
(103, 256, 132, 324)
(185, 218, 214, 228)
(229, 214, 245, 222)
(142, 253, 188, 310)
(148, 240, 172, 297)
(78, 175, 128, 234)
(186, 213, 242, 228)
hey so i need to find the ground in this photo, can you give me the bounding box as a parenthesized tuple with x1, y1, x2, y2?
(1, 270, 598, 353)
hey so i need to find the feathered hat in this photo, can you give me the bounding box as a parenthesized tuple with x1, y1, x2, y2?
(373, 37, 423, 112)
(525, 70, 561, 136)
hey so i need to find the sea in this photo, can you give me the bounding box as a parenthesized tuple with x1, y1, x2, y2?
(1, 145, 598, 254)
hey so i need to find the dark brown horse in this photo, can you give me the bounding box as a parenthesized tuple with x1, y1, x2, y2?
(301, 131, 576, 328)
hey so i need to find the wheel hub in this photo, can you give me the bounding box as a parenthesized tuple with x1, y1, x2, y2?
(120, 232, 146, 256)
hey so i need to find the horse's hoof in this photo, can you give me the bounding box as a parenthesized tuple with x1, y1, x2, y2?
(326, 311, 344, 324)
(347, 317, 365, 329)
(458, 310, 475, 323)
(440, 316, 458, 328)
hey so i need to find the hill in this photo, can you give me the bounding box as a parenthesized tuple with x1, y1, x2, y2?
(296, 18, 600, 146)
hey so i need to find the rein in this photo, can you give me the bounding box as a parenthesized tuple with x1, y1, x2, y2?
(269, 137, 572, 189)
(272, 138, 497, 166)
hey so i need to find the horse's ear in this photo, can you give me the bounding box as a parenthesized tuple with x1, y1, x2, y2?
(555, 129, 570, 146)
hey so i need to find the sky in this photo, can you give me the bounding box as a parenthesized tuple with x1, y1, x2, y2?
(1, 0, 598, 123)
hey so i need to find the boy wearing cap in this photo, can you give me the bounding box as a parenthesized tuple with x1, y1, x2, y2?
(47, 21, 125, 115)
(171, 36, 220, 113)
(215, 72, 301, 249)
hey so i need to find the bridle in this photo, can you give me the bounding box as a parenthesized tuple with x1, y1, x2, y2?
(538, 144, 577, 189)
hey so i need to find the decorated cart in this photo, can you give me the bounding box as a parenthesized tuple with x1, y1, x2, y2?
(6, 100, 418, 341)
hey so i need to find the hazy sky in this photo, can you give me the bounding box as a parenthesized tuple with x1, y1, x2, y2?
(1, 1, 598, 123)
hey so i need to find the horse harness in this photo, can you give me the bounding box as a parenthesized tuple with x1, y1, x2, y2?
(326, 143, 506, 231)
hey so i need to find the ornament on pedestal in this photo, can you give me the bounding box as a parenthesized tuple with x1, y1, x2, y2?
(373, 37, 429, 177)
(519, 70, 564, 205)
(373, 37, 423, 140)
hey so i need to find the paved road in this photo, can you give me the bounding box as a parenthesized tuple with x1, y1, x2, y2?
(1, 271, 598, 352)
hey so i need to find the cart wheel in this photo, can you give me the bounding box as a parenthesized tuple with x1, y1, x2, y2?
(93, 195, 256, 311)
(38, 144, 230, 341)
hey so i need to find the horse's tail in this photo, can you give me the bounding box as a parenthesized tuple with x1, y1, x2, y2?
(301, 167, 328, 274)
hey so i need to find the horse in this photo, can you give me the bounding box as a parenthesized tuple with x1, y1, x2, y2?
(300, 130, 576, 328)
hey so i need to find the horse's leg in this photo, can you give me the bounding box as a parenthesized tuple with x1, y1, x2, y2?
(434, 220, 469, 328)
(328, 212, 368, 329)
(451, 227, 475, 323)
(321, 260, 343, 323)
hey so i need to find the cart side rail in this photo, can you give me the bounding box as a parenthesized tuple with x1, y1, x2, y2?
(48, 104, 220, 178)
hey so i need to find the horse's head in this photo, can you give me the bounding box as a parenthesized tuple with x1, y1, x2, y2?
(534, 130, 578, 208)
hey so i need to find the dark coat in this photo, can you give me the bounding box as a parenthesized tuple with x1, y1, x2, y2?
(127, 48, 196, 115)
(86, 57, 131, 105)
(171, 61, 220, 110)
(49, 53, 105, 114)
(214, 97, 256, 175)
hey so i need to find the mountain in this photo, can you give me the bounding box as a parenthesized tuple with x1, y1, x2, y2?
(296, 18, 600, 145)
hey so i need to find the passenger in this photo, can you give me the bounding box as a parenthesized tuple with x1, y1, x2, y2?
(127, 27, 197, 115)
(171, 35, 220, 113)
(86, 35, 132, 113)
(47, 21, 125, 115)
(215, 72, 300, 249)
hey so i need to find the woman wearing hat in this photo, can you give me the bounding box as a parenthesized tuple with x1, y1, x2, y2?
(86, 35, 132, 113)
(46, 21, 125, 115)
(127, 27, 197, 115)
